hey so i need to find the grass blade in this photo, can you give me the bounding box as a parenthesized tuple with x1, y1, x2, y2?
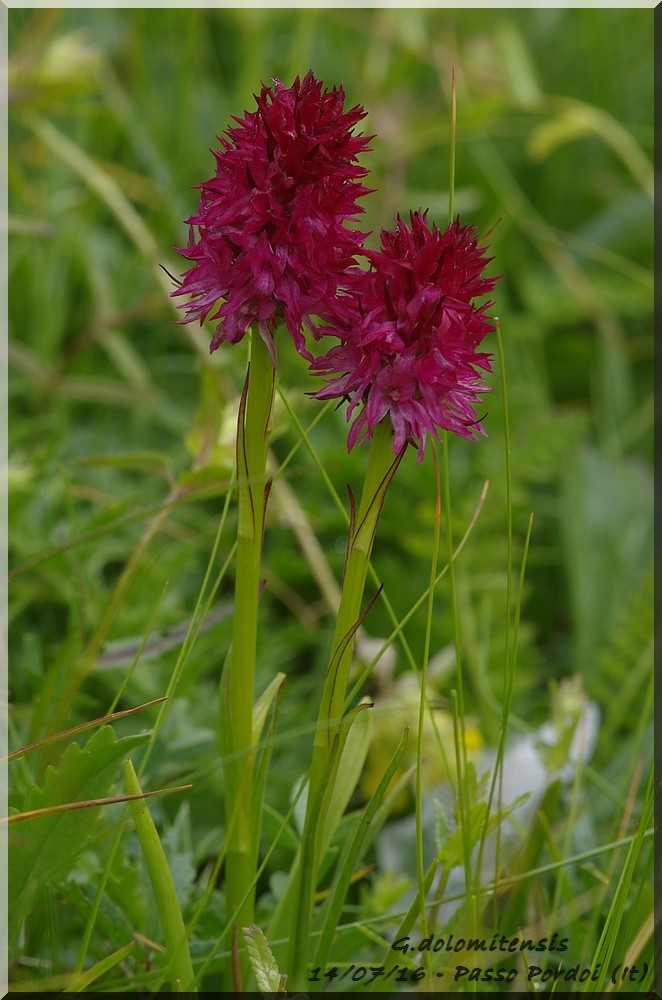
(62, 941, 136, 993)
(124, 758, 196, 993)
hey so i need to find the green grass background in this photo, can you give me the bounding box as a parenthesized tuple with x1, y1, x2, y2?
(8, 7, 653, 993)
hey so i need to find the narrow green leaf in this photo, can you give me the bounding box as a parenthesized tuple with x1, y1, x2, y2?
(124, 758, 196, 993)
(585, 767, 654, 993)
(314, 728, 409, 972)
(71, 451, 170, 474)
(369, 858, 438, 986)
(251, 674, 287, 884)
(289, 706, 370, 988)
(260, 803, 299, 855)
(62, 940, 136, 993)
(527, 101, 653, 197)
(252, 672, 287, 748)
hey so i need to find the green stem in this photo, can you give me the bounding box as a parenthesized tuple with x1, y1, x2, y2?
(222, 328, 275, 964)
(289, 418, 403, 988)
(415, 442, 441, 987)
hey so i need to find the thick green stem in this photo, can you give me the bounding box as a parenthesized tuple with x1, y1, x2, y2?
(289, 418, 403, 987)
(222, 328, 275, 967)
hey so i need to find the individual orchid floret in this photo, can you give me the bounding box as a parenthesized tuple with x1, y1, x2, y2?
(311, 211, 499, 459)
(173, 71, 372, 364)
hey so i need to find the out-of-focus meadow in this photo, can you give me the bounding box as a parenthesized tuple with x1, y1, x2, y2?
(8, 8, 653, 993)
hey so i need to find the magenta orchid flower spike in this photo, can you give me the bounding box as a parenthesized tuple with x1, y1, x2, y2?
(311, 211, 499, 459)
(173, 71, 372, 364)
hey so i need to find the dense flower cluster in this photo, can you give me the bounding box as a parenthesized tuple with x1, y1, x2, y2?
(310, 211, 498, 459)
(173, 71, 372, 362)
(174, 74, 499, 457)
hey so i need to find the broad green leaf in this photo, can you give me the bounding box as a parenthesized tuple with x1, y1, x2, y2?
(183, 364, 235, 472)
(243, 924, 287, 994)
(439, 801, 487, 871)
(440, 789, 530, 872)
(319, 699, 373, 860)
(10, 725, 148, 923)
(433, 796, 453, 856)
